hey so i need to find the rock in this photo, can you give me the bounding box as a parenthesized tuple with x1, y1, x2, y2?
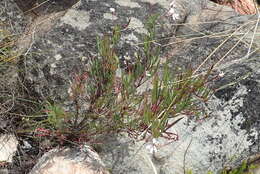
(209, 0, 258, 14)
(29, 146, 109, 174)
(14, 0, 79, 16)
(0, 0, 29, 36)
(1, 0, 259, 174)
(17, 0, 173, 112)
(0, 134, 18, 162)
(98, 135, 164, 174)
(0, 134, 18, 174)
(0, 0, 27, 90)
(99, 1, 260, 174)
(168, 0, 259, 71)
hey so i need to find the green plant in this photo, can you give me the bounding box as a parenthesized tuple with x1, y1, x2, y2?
(221, 161, 256, 174)
(27, 15, 213, 145)
(187, 161, 257, 174)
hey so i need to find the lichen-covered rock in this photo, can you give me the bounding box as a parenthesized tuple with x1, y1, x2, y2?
(98, 1, 260, 174)
(29, 146, 109, 174)
(17, 0, 173, 113)
(0, 0, 28, 89)
(0, 0, 29, 36)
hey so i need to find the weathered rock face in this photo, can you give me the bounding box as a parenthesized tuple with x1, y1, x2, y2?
(168, 0, 259, 71)
(98, 1, 260, 174)
(16, 0, 173, 112)
(0, 0, 29, 35)
(0, 0, 28, 90)
(29, 146, 109, 174)
(167, 2, 260, 165)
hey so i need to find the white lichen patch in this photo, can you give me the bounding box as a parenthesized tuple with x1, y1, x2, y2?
(67, 84, 73, 98)
(80, 56, 88, 62)
(168, 6, 180, 20)
(50, 63, 57, 75)
(128, 17, 148, 34)
(61, 9, 90, 31)
(54, 54, 62, 61)
(226, 85, 247, 113)
(122, 33, 139, 43)
(103, 13, 118, 20)
(115, 0, 141, 8)
(148, 86, 253, 173)
(166, 0, 182, 20)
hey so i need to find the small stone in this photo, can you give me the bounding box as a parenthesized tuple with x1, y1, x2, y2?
(29, 146, 109, 174)
(0, 134, 18, 163)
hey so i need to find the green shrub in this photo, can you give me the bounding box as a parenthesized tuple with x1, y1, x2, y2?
(186, 160, 256, 174)
(27, 15, 213, 145)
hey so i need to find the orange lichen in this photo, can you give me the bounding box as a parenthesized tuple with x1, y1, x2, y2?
(211, 0, 258, 14)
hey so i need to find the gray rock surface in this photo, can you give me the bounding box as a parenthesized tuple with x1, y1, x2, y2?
(0, 0, 27, 90)
(98, 1, 260, 174)
(16, 0, 173, 113)
(0, 0, 29, 36)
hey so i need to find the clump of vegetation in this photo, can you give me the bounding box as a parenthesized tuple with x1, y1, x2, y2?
(21, 14, 213, 146)
(187, 160, 257, 174)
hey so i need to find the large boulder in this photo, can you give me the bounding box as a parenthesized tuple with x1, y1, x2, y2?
(16, 0, 174, 112)
(98, 1, 260, 174)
